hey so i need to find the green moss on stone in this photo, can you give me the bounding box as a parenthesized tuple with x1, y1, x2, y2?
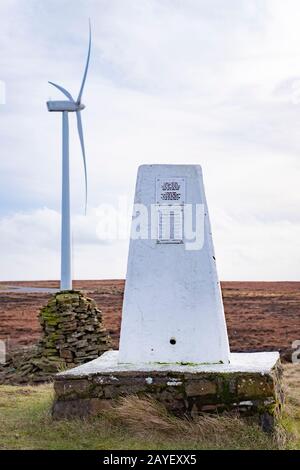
(219, 378, 233, 403)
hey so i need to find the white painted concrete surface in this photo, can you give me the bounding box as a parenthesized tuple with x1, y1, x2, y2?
(118, 165, 230, 364)
(59, 351, 280, 377)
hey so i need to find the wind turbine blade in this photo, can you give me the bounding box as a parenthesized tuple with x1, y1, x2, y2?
(77, 20, 91, 103)
(76, 110, 88, 214)
(48, 82, 75, 102)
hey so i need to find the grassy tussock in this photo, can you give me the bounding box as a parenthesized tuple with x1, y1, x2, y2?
(106, 395, 277, 449)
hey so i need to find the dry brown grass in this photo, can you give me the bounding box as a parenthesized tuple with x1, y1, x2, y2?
(282, 363, 300, 448)
(105, 395, 278, 449)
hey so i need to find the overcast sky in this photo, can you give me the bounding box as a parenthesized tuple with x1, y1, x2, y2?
(1, 0, 300, 281)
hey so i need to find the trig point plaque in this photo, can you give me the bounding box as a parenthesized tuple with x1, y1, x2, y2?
(119, 164, 230, 364)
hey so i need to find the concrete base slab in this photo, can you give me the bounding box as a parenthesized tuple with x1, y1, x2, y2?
(56, 350, 280, 375)
(52, 351, 284, 432)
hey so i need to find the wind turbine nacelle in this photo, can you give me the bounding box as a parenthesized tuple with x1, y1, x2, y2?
(47, 101, 85, 112)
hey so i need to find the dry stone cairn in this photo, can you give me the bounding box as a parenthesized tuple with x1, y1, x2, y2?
(39, 291, 112, 365)
(0, 291, 112, 384)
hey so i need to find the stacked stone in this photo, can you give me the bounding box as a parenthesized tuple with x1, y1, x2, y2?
(0, 291, 112, 384)
(39, 291, 112, 366)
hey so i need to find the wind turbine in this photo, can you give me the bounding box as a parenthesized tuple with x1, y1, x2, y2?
(47, 22, 91, 291)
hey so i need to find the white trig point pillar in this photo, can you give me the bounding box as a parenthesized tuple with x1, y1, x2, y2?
(54, 163, 281, 425)
(119, 164, 230, 364)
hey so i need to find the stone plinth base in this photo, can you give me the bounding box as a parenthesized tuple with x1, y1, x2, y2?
(52, 351, 283, 432)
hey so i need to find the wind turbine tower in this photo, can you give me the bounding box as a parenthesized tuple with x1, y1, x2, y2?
(47, 23, 91, 290)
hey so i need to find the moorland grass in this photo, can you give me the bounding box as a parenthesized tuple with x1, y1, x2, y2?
(0, 365, 299, 450)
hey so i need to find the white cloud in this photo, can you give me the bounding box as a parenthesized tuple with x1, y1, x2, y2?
(0, 0, 300, 280)
(0, 207, 128, 280)
(213, 208, 300, 280)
